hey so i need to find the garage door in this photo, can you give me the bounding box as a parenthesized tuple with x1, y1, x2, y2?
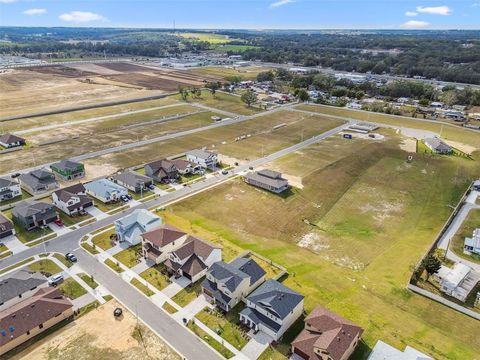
(0, 230, 13, 239)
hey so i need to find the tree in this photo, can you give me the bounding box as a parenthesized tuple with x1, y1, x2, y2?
(257, 71, 275, 82)
(241, 90, 257, 107)
(422, 253, 441, 281)
(179, 87, 190, 101)
(297, 89, 310, 102)
(205, 82, 221, 98)
(191, 87, 201, 98)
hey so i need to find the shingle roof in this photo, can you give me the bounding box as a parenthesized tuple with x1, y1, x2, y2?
(246, 279, 304, 320)
(112, 171, 151, 187)
(172, 235, 220, 261)
(53, 183, 87, 203)
(172, 159, 196, 171)
(181, 253, 207, 277)
(0, 177, 18, 188)
(230, 257, 266, 286)
(0, 213, 13, 233)
(0, 133, 25, 145)
(187, 149, 217, 160)
(114, 209, 161, 229)
(245, 171, 288, 189)
(0, 288, 72, 347)
(424, 137, 452, 152)
(142, 224, 186, 247)
(12, 200, 55, 218)
(257, 169, 282, 179)
(84, 178, 126, 198)
(292, 305, 363, 360)
(51, 159, 83, 171)
(207, 261, 249, 292)
(0, 270, 47, 304)
(19, 169, 56, 190)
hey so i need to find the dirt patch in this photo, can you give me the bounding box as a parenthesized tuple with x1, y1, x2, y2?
(24, 65, 96, 78)
(66, 63, 122, 75)
(297, 232, 330, 252)
(12, 300, 179, 360)
(444, 140, 477, 154)
(399, 138, 417, 152)
(97, 62, 155, 73)
(83, 161, 119, 181)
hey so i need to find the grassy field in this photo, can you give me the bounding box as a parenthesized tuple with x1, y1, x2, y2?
(297, 104, 480, 150)
(166, 132, 480, 359)
(139, 264, 171, 290)
(190, 66, 271, 82)
(179, 90, 262, 115)
(79, 273, 99, 289)
(91, 229, 116, 250)
(28, 259, 62, 276)
(113, 244, 142, 268)
(450, 209, 480, 264)
(59, 278, 88, 300)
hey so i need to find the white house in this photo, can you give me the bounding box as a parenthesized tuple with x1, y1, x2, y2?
(84, 178, 128, 203)
(114, 209, 162, 246)
(434, 263, 480, 302)
(186, 149, 218, 169)
(464, 228, 480, 255)
(239, 279, 304, 341)
(51, 183, 93, 216)
(0, 177, 22, 203)
(367, 340, 432, 360)
(201, 257, 266, 312)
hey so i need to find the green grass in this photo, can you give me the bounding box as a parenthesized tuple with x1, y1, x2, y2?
(103, 294, 113, 302)
(28, 259, 62, 276)
(180, 90, 262, 115)
(104, 258, 124, 273)
(191, 66, 271, 81)
(162, 302, 178, 314)
(75, 301, 100, 319)
(58, 278, 88, 300)
(131, 277, 155, 296)
(53, 253, 74, 268)
(0, 257, 34, 275)
(172, 277, 204, 307)
(0, 251, 12, 259)
(79, 273, 99, 289)
(187, 320, 235, 359)
(92, 229, 116, 250)
(450, 209, 480, 264)
(258, 346, 287, 360)
(113, 244, 142, 268)
(195, 305, 248, 350)
(0, 243, 7, 253)
(94, 201, 123, 213)
(81, 242, 99, 255)
(167, 133, 480, 360)
(58, 212, 93, 227)
(139, 264, 170, 290)
(0, 191, 32, 207)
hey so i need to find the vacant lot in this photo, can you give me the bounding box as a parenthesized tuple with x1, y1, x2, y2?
(12, 300, 180, 360)
(191, 66, 272, 81)
(182, 90, 263, 115)
(297, 104, 480, 150)
(167, 134, 480, 359)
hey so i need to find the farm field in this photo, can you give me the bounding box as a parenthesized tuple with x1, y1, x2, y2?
(10, 300, 180, 360)
(0, 110, 223, 174)
(190, 66, 272, 81)
(165, 131, 480, 360)
(297, 104, 480, 151)
(81, 110, 344, 177)
(180, 90, 263, 115)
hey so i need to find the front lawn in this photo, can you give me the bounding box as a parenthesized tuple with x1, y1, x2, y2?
(139, 264, 170, 290)
(94, 200, 123, 213)
(104, 258, 124, 273)
(91, 229, 116, 251)
(58, 278, 88, 300)
(79, 273, 99, 289)
(81, 243, 99, 255)
(130, 278, 155, 296)
(171, 278, 204, 307)
(187, 320, 235, 359)
(58, 212, 93, 227)
(195, 304, 248, 350)
(28, 259, 62, 276)
(162, 302, 178, 314)
(53, 253, 74, 268)
(2, 208, 54, 243)
(113, 244, 142, 268)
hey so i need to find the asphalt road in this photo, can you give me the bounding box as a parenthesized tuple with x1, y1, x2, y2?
(0, 121, 350, 359)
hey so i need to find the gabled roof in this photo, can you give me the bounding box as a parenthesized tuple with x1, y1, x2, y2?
(424, 137, 452, 152)
(0, 213, 13, 233)
(0, 288, 72, 347)
(53, 183, 87, 203)
(0, 177, 18, 188)
(0, 270, 47, 304)
(12, 200, 55, 218)
(246, 279, 304, 320)
(186, 149, 217, 160)
(30, 169, 54, 180)
(257, 169, 282, 179)
(142, 224, 186, 248)
(0, 133, 25, 144)
(292, 305, 363, 360)
(114, 209, 161, 229)
(172, 235, 220, 261)
(172, 159, 197, 171)
(368, 340, 432, 360)
(84, 178, 126, 198)
(51, 159, 83, 171)
(112, 171, 151, 187)
(207, 261, 249, 292)
(181, 253, 207, 277)
(245, 171, 288, 189)
(230, 257, 266, 286)
(145, 159, 176, 174)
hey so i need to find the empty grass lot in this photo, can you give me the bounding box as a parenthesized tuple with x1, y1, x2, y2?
(28, 259, 62, 276)
(187, 320, 234, 359)
(91, 229, 116, 250)
(59, 278, 88, 300)
(79, 273, 99, 289)
(191, 66, 272, 81)
(113, 244, 142, 268)
(196, 305, 248, 350)
(130, 278, 155, 296)
(167, 133, 480, 359)
(179, 90, 262, 115)
(172, 278, 204, 307)
(450, 209, 480, 264)
(104, 259, 124, 273)
(139, 264, 171, 290)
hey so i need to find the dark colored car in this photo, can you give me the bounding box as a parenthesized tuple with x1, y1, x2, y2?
(221, 170, 228, 175)
(65, 253, 77, 262)
(114, 308, 123, 317)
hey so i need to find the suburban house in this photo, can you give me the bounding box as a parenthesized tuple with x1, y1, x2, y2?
(239, 279, 304, 341)
(51, 183, 93, 216)
(291, 305, 363, 360)
(164, 236, 222, 282)
(142, 224, 189, 264)
(464, 228, 480, 255)
(367, 340, 432, 360)
(186, 149, 218, 169)
(424, 137, 453, 154)
(244, 169, 289, 194)
(144, 159, 178, 183)
(0, 177, 22, 203)
(114, 209, 162, 246)
(12, 200, 58, 231)
(434, 262, 480, 302)
(84, 179, 128, 203)
(0, 214, 15, 239)
(50, 159, 85, 181)
(0, 270, 47, 310)
(0, 134, 26, 149)
(19, 169, 58, 194)
(173, 159, 202, 175)
(202, 257, 266, 312)
(0, 287, 73, 356)
(111, 171, 153, 193)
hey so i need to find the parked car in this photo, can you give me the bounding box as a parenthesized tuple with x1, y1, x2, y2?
(11, 173, 21, 178)
(113, 308, 123, 317)
(249, 166, 254, 170)
(48, 274, 64, 286)
(65, 253, 77, 262)
(148, 184, 156, 190)
(221, 170, 229, 175)
(126, 194, 133, 200)
(120, 195, 130, 202)
(53, 218, 64, 227)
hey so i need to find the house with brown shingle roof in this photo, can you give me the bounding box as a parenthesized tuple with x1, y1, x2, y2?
(0, 287, 73, 356)
(144, 159, 178, 183)
(164, 235, 222, 282)
(142, 224, 189, 264)
(291, 305, 363, 360)
(0, 134, 26, 149)
(51, 183, 94, 216)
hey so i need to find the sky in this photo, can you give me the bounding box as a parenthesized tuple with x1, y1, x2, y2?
(0, 0, 479, 30)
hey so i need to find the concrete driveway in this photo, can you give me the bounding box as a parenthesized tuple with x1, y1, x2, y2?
(86, 206, 108, 220)
(162, 276, 191, 298)
(0, 234, 28, 254)
(48, 222, 72, 236)
(240, 331, 272, 360)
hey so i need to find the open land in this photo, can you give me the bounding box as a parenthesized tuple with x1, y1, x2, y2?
(190, 66, 273, 81)
(165, 129, 480, 360)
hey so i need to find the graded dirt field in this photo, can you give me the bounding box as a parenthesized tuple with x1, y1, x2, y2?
(11, 300, 179, 360)
(165, 131, 480, 360)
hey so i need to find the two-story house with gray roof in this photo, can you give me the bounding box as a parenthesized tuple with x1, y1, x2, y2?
(12, 200, 58, 231)
(0, 214, 15, 239)
(202, 257, 266, 312)
(0, 270, 47, 310)
(244, 169, 289, 193)
(50, 159, 85, 181)
(18, 169, 58, 195)
(186, 149, 218, 169)
(239, 279, 304, 341)
(0, 177, 22, 203)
